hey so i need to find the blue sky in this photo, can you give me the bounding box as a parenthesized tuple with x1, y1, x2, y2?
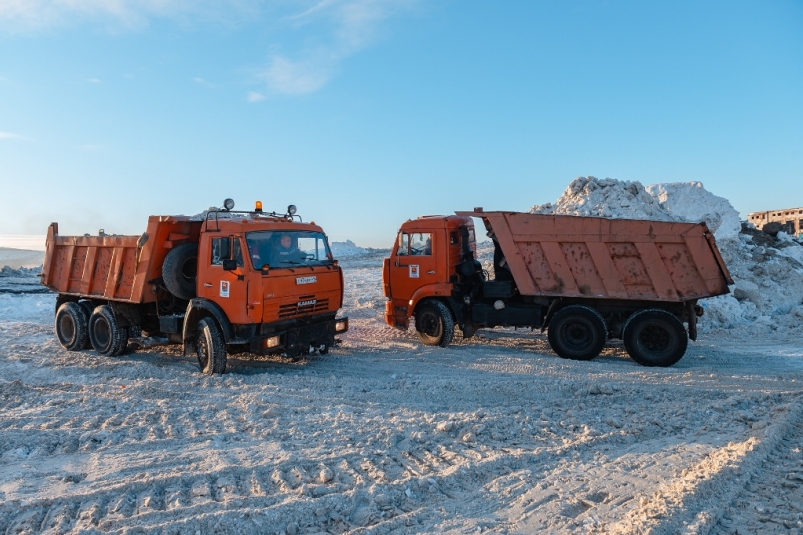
(1, 0, 802, 247)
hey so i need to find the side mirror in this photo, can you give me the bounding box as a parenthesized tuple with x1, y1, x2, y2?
(222, 259, 237, 271)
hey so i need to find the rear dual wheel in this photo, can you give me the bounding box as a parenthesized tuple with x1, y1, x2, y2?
(547, 305, 607, 361)
(88, 305, 129, 356)
(623, 309, 687, 367)
(55, 302, 90, 350)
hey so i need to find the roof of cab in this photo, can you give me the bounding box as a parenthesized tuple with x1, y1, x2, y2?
(400, 215, 473, 231)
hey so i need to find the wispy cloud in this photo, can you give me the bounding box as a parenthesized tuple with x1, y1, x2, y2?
(0, 0, 262, 33)
(0, 131, 28, 141)
(79, 143, 103, 151)
(193, 76, 217, 88)
(86, 77, 101, 83)
(261, 0, 419, 95)
(0, 0, 418, 96)
(247, 91, 265, 102)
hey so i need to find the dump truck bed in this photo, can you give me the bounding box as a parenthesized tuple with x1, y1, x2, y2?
(41, 217, 202, 304)
(456, 210, 733, 302)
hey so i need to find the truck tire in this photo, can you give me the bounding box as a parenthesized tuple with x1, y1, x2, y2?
(55, 302, 89, 351)
(162, 243, 198, 300)
(622, 309, 687, 367)
(88, 305, 129, 356)
(196, 317, 227, 375)
(414, 300, 455, 347)
(78, 301, 95, 349)
(547, 305, 607, 361)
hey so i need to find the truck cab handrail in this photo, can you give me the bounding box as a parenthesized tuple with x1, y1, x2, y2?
(204, 208, 302, 232)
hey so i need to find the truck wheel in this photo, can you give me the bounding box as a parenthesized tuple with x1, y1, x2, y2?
(196, 317, 227, 375)
(78, 301, 95, 348)
(623, 309, 687, 367)
(88, 305, 129, 356)
(162, 243, 198, 300)
(55, 302, 89, 351)
(414, 300, 455, 347)
(547, 305, 607, 361)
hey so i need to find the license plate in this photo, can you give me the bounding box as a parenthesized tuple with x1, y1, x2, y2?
(296, 276, 317, 285)
(298, 300, 317, 307)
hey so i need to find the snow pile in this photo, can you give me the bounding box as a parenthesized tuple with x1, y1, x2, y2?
(531, 176, 803, 333)
(705, 225, 803, 332)
(645, 182, 741, 242)
(330, 240, 371, 258)
(529, 176, 740, 242)
(531, 177, 675, 222)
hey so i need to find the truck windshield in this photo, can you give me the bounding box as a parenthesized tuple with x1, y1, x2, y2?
(246, 230, 333, 270)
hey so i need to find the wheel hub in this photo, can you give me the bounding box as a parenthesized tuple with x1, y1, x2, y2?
(639, 324, 670, 352)
(563, 320, 591, 349)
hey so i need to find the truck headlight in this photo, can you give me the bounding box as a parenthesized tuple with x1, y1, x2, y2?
(336, 319, 348, 332)
(263, 335, 280, 349)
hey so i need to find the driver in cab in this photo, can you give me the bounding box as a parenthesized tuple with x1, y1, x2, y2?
(271, 234, 305, 265)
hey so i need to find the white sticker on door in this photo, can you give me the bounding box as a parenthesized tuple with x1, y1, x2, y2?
(409, 265, 419, 278)
(220, 280, 230, 298)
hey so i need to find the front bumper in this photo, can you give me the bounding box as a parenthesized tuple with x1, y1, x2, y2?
(248, 316, 348, 357)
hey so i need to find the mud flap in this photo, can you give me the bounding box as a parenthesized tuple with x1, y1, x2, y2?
(392, 306, 409, 330)
(686, 300, 698, 341)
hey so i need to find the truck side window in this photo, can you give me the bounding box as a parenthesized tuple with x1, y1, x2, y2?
(410, 233, 432, 256)
(397, 233, 409, 256)
(450, 231, 459, 246)
(211, 237, 244, 267)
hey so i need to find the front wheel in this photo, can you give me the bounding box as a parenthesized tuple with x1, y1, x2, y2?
(622, 309, 687, 367)
(414, 301, 455, 347)
(547, 305, 607, 361)
(196, 317, 227, 375)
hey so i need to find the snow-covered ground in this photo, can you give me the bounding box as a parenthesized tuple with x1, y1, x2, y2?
(2, 249, 803, 534)
(2, 180, 803, 534)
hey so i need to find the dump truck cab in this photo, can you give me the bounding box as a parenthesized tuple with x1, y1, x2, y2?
(382, 215, 476, 330)
(185, 212, 346, 360)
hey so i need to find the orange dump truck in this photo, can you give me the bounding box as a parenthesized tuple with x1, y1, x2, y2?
(383, 209, 733, 367)
(42, 200, 348, 374)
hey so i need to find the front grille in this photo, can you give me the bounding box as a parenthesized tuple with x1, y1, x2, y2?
(278, 298, 330, 319)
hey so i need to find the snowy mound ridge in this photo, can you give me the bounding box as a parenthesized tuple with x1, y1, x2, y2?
(330, 240, 371, 258)
(530, 176, 741, 242)
(645, 182, 741, 242)
(530, 177, 674, 222)
(531, 176, 803, 332)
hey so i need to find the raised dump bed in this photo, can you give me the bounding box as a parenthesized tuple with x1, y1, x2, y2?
(457, 210, 733, 302)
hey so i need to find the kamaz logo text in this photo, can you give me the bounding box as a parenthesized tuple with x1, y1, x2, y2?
(297, 300, 317, 307)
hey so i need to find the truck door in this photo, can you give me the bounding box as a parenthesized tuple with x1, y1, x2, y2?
(388, 230, 440, 304)
(197, 235, 249, 324)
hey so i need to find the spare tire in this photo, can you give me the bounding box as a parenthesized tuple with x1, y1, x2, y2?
(162, 243, 198, 300)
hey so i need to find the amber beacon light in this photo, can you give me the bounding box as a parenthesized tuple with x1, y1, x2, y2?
(255, 200, 263, 213)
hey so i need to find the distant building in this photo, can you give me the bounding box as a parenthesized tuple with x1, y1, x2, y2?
(748, 207, 803, 236)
